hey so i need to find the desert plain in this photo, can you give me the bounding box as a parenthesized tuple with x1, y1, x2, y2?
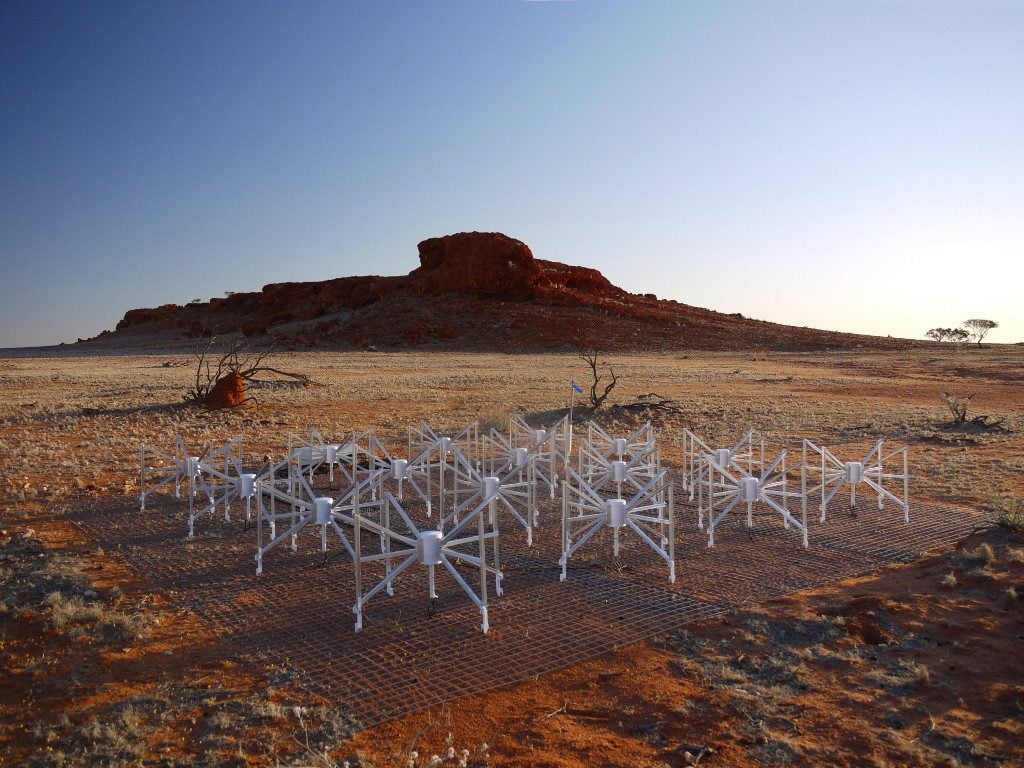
(1, 345, 1022, 767)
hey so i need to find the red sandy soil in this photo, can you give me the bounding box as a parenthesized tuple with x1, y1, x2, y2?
(86, 232, 923, 353)
(2, 348, 1021, 766)
(0, 511, 344, 768)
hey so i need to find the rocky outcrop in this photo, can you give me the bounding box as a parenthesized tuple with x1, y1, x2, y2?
(410, 232, 543, 296)
(116, 304, 183, 330)
(97, 231, 918, 353)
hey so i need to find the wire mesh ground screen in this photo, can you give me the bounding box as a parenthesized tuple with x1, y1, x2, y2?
(70, 483, 980, 728)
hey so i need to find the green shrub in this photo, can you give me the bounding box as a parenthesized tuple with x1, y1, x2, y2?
(992, 496, 1024, 532)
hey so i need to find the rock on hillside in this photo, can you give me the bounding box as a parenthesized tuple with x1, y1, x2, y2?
(410, 232, 541, 296)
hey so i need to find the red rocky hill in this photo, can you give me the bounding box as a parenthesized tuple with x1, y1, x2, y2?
(101, 232, 912, 352)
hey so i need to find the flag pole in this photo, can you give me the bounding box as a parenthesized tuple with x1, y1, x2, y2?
(568, 384, 575, 457)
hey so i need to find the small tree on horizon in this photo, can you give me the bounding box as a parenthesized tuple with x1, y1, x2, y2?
(926, 327, 970, 344)
(963, 318, 997, 347)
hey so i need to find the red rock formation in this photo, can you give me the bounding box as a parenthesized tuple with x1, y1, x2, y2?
(116, 304, 182, 330)
(410, 232, 542, 296)
(535, 260, 617, 296)
(204, 372, 247, 409)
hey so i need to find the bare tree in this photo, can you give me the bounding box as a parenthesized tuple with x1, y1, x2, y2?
(940, 391, 1004, 429)
(940, 391, 973, 425)
(963, 318, 997, 347)
(185, 337, 310, 408)
(578, 348, 619, 411)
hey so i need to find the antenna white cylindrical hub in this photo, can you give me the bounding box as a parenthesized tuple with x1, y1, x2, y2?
(844, 461, 863, 484)
(483, 476, 500, 500)
(297, 447, 313, 469)
(614, 438, 628, 456)
(612, 460, 627, 483)
(514, 447, 528, 469)
(392, 459, 408, 480)
(325, 444, 340, 463)
(715, 448, 731, 467)
(240, 473, 256, 498)
(417, 530, 444, 565)
(607, 498, 627, 528)
(740, 477, 759, 502)
(185, 456, 202, 476)
(440, 437, 452, 455)
(534, 430, 546, 447)
(314, 497, 334, 525)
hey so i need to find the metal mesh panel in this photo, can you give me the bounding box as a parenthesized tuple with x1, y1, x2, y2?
(70, 487, 982, 728)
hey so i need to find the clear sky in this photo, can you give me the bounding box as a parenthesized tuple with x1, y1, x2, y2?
(1, 0, 1021, 348)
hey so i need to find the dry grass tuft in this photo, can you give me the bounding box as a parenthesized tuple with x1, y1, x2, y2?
(254, 698, 285, 720)
(964, 542, 997, 565)
(992, 496, 1024, 532)
(44, 591, 153, 642)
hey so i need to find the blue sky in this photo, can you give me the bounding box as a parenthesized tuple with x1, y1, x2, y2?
(1, 0, 1021, 347)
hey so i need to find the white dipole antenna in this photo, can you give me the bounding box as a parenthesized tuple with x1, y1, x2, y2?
(352, 487, 503, 634)
(701, 449, 809, 549)
(803, 439, 910, 523)
(252, 451, 381, 574)
(186, 437, 257, 534)
(139, 434, 212, 512)
(686, 428, 759, 514)
(559, 465, 676, 583)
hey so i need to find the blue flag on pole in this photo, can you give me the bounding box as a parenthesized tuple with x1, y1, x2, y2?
(571, 381, 583, 394)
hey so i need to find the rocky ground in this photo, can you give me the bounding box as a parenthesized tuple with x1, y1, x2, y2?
(1, 346, 1021, 766)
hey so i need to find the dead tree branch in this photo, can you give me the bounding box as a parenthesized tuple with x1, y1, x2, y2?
(941, 391, 974, 425)
(604, 392, 684, 418)
(578, 348, 618, 411)
(183, 337, 310, 408)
